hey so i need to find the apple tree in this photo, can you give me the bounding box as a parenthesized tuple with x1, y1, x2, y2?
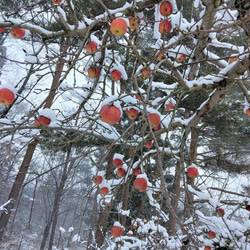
(0, 0, 250, 249)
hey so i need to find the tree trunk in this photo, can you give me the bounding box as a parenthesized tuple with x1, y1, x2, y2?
(48, 148, 71, 250)
(95, 152, 113, 247)
(184, 128, 199, 219)
(167, 160, 181, 236)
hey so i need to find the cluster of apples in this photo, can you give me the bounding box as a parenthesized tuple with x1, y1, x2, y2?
(158, 1, 173, 34)
(85, 41, 123, 81)
(0, 26, 25, 39)
(113, 155, 148, 192)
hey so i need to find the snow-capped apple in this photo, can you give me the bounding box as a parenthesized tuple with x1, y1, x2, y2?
(187, 166, 199, 178)
(157, 51, 167, 61)
(100, 186, 109, 195)
(86, 41, 98, 53)
(126, 108, 139, 120)
(34, 116, 51, 127)
(134, 176, 147, 192)
(117, 168, 126, 178)
(176, 55, 186, 62)
(34, 108, 55, 127)
(229, 57, 237, 64)
(204, 246, 211, 250)
(146, 113, 161, 128)
(166, 103, 175, 110)
(145, 141, 153, 149)
(111, 222, 124, 237)
(159, 20, 172, 34)
(100, 104, 121, 125)
(245, 108, 250, 117)
(127, 231, 133, 237)
(93, 175, 103, 185)
(208, 231, 216, 239)
(10, 28, 25, 39)
(160, 1, 173, 16)
(132, 224, 137, 229)
(0, 86, 15, 106)
(54, 0, 62, 4)
(110, 69, 122, 81)
(217, 208, 224, 217)
(133, 168, 141, 176)
(0, 27, 6, 32)
(129, 17, 140, 29)
(141, 70, 152, 79)
(113, 158, 123, 168)
(88, 66, 100, 78)
(110, 18, 127, 37)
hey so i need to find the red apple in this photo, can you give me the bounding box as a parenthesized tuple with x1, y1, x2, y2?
(157, 51, 167, 61)
(88, 66, 100, 78)
(110, 18, 127, 37)
(146, 113, 161, 128)
(136, 94, 144, 101)
(187, 166, 199, 178)
(134, 176, 147, 192)
(166, 103, 175, 110)
(153, 123, 161, 131)
(208, 231, 216, 239)
(100, 187, 109, 195)
(34, 116, 51, 127)
(113, 158, 123, 168)
(0, 27, 6, 32)
(204, 247, 211, 250)
(133, 168, 141, 176)
(126, 108, 139, 120)
(111, 225, 124, 237)
(110, 69, 122, 81)
(160, 1, 173, 17)
(245, 108, 250, 117)
(129, 17, 140, 29)
(54, 0, 62, 4)
(132, 224, 137, 229)
(0, 88, 15, 106)
(217, 208, 224, 217)
(93, 175, 103, 185)
(117, 168, 126, 177)
(176, 55, 186, 62)
(141, 70, 152, 79)
(127, 231, 133, 237)
(245, 201, 250, 211)
(145, 141, 153, 149)
(229, 57, 237, 64)
(159, 20, 172, 34)
(10, 28, 25, 39)
(100, 105, 121, 125)
(86, 41, 98, 53)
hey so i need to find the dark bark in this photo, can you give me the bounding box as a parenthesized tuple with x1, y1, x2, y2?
(167, 160, 181, 236)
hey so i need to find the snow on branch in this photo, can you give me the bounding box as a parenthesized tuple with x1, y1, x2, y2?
(0, 199, 13, 214)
